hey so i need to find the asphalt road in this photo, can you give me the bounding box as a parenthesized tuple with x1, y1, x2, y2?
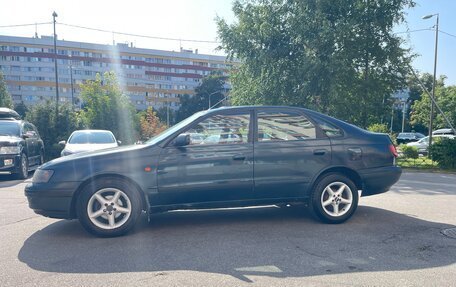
(0, 172, 455, 287)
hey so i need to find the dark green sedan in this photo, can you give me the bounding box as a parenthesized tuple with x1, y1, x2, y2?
(25, 106, 401, 237)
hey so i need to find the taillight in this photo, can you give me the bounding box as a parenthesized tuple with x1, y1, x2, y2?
(389, 144, 398, 158)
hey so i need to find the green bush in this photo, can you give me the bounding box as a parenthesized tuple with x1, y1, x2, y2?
(430, 138, 456, 169)
(400, 144, 419, 159)
(367, 123, 389, 133)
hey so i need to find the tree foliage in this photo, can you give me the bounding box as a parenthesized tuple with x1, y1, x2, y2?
(410, 82, 456, 131)
(26, 101, 81, 160)
(79, 72, 139, 144)
(139, 107, 167, 141)
(176, 72, 225, 122)
(0, 71, 13, 109)
(217, 0, 415, 128)
(430, 138, 456, 169)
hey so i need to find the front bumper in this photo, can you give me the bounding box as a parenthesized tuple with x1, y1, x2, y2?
(359, 165, 402, 197)
(0, 154, 21, 174)
(25, 181, 80, 219)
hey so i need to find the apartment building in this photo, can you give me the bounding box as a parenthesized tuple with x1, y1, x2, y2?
(0, 35, 230, 110)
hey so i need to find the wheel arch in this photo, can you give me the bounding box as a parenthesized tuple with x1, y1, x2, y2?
(70, 173, 148, 219)
(310, 166, 363, 193)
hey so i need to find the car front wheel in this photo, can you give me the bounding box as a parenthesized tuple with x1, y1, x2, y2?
(77, 178, 142, 237)
(17, 153, 28, 179)
(310, 173, 359, 224)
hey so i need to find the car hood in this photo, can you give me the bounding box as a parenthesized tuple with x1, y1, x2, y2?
(64, 143, 118, 153)
(0, 135, 22, 146)
(41, 144, 148, 169)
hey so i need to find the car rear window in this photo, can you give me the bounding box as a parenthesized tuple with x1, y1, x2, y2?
(69, 132, 115, 144)
(312, 117, 343, 138)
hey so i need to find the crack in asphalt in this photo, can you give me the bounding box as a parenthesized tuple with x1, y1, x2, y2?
(1, 216, 39, 227)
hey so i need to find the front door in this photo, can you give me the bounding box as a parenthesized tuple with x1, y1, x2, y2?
(156, 110, 254, 205)
(253, 108, 331, 199)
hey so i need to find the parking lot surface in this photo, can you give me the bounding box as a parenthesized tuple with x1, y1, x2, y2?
(0, 172, 455, 287)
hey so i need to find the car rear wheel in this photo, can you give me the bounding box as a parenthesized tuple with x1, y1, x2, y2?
(77, 178, 142, 237)
(17, 153, 28, 179)
(310, 173, 359, 224)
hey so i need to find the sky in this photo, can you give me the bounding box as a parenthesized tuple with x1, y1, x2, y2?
(0, 0, 455, 85)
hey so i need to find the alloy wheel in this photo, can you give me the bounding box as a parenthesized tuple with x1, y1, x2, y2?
(87, 188, 132, 230)
(320, 181, 353, 217)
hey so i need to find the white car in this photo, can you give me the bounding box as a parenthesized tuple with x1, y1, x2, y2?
(406, 134, 455, 154)
(60, 130, 119, 157)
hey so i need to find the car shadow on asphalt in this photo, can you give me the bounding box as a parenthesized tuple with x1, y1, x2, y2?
(0, 174, 31, 188)
(18, 205, 456, 282)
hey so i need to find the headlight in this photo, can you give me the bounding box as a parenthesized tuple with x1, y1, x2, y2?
(0, 146, 20, 154)
(32, 169, 54, 183)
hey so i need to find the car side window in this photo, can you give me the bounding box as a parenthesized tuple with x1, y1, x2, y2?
(312, 117, 343, 138)
(257, 111, 316, 141)
(30, 124, 40, 138)
(181, 113, 250, 145)
(24, 123, 37, 137)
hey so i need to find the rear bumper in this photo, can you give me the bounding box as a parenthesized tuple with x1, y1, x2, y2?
(359, 165, 402, 197)
(25, 182, 79, 219)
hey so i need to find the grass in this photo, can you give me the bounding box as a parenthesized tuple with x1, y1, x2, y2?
(397, 156, 437, 169)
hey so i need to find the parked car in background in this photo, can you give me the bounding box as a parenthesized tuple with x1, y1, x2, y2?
(406, 134, 456, 154)
(60, 130, 119, 157)
(0, 108, 44, 179)
(26, 106, 401, 237)
(396, 132, 426, 144)
(433, 128, 455, 136)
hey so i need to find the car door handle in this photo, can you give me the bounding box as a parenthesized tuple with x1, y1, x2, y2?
(232, 155, 246, 160)
(313, 149, 326, 155)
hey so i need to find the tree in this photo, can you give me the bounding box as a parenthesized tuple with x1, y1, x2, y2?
(26, 101, 81, 160)
(403, 73, 445, 134)
(411, 84, 456, 131)
(176, 72, 225, 122)
(156, 106, 176, 126)
(217, 0, 415, 128)
(14, 102, 28, 119)
(139, 107, 167, 141)
(79, 72, 139, 144)
(0, 71, 13, 108)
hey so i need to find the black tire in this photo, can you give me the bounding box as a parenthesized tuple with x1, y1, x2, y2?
(39, 150, 45, 165)
(77, 177, 143, 237)
(17, 153, 28, 180)
(309, 173, 359, 224)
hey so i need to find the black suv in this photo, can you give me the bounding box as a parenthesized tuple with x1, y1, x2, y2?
(0, 108, 44, 179)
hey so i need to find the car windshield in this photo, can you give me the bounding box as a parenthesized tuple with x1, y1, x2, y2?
(0, 121, 20, 136)
(68, 131, 115, 144)
(398, 133, 412, 138)
(145, 111, 205, 145)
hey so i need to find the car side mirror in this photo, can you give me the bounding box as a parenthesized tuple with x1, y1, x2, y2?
(174, 134, 190, 147)
(58, 140, 66, 146)
(117, 140, 122, 145)
(22, 131, 34, 139)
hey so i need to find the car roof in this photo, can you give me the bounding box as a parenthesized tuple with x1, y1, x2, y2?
(0, 108, 21, 120)
(71, 129, 113, 133)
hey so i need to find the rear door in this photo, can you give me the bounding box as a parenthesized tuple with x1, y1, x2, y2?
(253, 108, 331, 199)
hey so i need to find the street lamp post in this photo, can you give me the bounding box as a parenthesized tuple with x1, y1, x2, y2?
(208, 90, 222, 109)
(422, 13, 439, 155)
(68, 55, 74, 110)
(52, 11, 60, 117)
